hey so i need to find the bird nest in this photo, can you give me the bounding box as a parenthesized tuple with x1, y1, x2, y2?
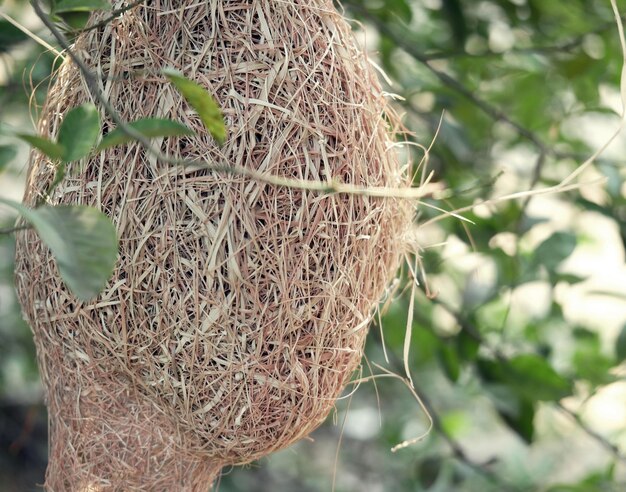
(15, 1, 413, 490)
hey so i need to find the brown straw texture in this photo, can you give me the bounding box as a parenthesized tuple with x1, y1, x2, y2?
(15, 1, 413, 490)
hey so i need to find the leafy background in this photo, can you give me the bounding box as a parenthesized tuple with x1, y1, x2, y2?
(1, 0, 626, 491)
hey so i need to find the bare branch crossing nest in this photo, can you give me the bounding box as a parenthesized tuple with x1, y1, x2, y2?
(15, 1, 414, 490)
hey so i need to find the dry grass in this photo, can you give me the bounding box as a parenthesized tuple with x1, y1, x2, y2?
(14, 1, 413, 490)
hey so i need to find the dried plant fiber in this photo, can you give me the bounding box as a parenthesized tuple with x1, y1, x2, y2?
(15, 0, 412, 490)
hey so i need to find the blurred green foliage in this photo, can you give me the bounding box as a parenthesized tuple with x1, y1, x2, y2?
(1, 0, 626, 491)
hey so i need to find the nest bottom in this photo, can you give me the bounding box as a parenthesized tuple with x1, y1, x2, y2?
(44, 368, 223, 491)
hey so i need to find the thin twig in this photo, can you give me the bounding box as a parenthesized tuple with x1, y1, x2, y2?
(421, 42, 582, 61)
(81, 0, 146, 33)
(411, 382, 516, 489)
(0, 224, 31, 234)
(556, 402, 626, 465)
(361, 13, 548, 153)
(32, 0, 451, 202)
(421, 285, 626, 466)
(0, 11, 64, 57)
(31, 1, 158, 145)
(517, 150, 547, 229)
(360, 9, 617, 221)
(420, 14, 626, 61)
(368, 327, 521, 491)
(31, 0, 604, 215)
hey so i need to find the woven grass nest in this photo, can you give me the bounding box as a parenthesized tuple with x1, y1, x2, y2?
(15, 1, 413, 490)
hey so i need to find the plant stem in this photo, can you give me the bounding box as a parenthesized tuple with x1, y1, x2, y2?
(81, 0, 146, 33)
(0, 224, 31, 235)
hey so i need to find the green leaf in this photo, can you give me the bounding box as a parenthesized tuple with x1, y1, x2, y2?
(573, 328, 615, 385)
(546, 465, 616, 492)
(0, 145, 18, 172)
(375, 0, 412, 23)
(437, 342, 460, 382)
(533, 232, 577, 271)
(545, 484, 587, 491)
(16, 134, 65, 161)
(478, 354, 572, 402)
(456, 329, 480, 362)
(416, 457, 443, 489)
(47, 162, 67, 198)
(392, 0, 413, 22)
(0, 20, 29, 53)
(616, 324, 626, 363)
(440, 410, 467, 437)
(499, 397, 535, 443)
(163, 68, 226, 145)
(507, 355, 572, 401)
(97, 118, 195, 151)
(58, 103, 101, 162)
(554, 273, 587, 284)
(53, 0, 112, 13)
(442, 0, 468, 47)
(0, 198, 118, 301)
(57, 12, 91, 30)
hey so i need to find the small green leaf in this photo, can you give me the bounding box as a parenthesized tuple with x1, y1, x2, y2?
(53, 0, 112, 13)
(0, 145, 18, 171)
(533, 232, 577, 271)
(0, 20, 29, 53)
(380, 0, 413, 23)
(17, 134, 65, 161)
(456, 329, 480, 362)
(573, 328, 615, 385)
(442, 0, 468, 48)
(163, 68, 226, 145)
(0, 198, 118, 301)
(545, 486, 587, 492)
(437, 342, 460, 382)
(616, 324, 626, 363)
(58, 103, 101, 162)
(478, 354, 572, 402)
(508, 355, 572, 401)
(97, 118, 195, 151)
(416, 457, 442, 489)
(554, 273, 587, 284)
(47, 162, 67, 198)
(499, 397, 535, 443)
(440, 410, 467, 437)
(57, 12, 91, 30)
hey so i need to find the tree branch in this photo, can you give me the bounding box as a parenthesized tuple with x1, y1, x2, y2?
(368, 327, 521, 491)
(359, 9, 621, 220)
(420, 14, 626, 61)
(81, 0, 146, 33)
(359, 11, 549, 153)
(422, 287, 626, 466)
(411, 382, 510, 487)
(31, 0, 446, 202)
(0, 224, 31, 235)
(30, 0, 606, 212)
(556, 401, 626, 464)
